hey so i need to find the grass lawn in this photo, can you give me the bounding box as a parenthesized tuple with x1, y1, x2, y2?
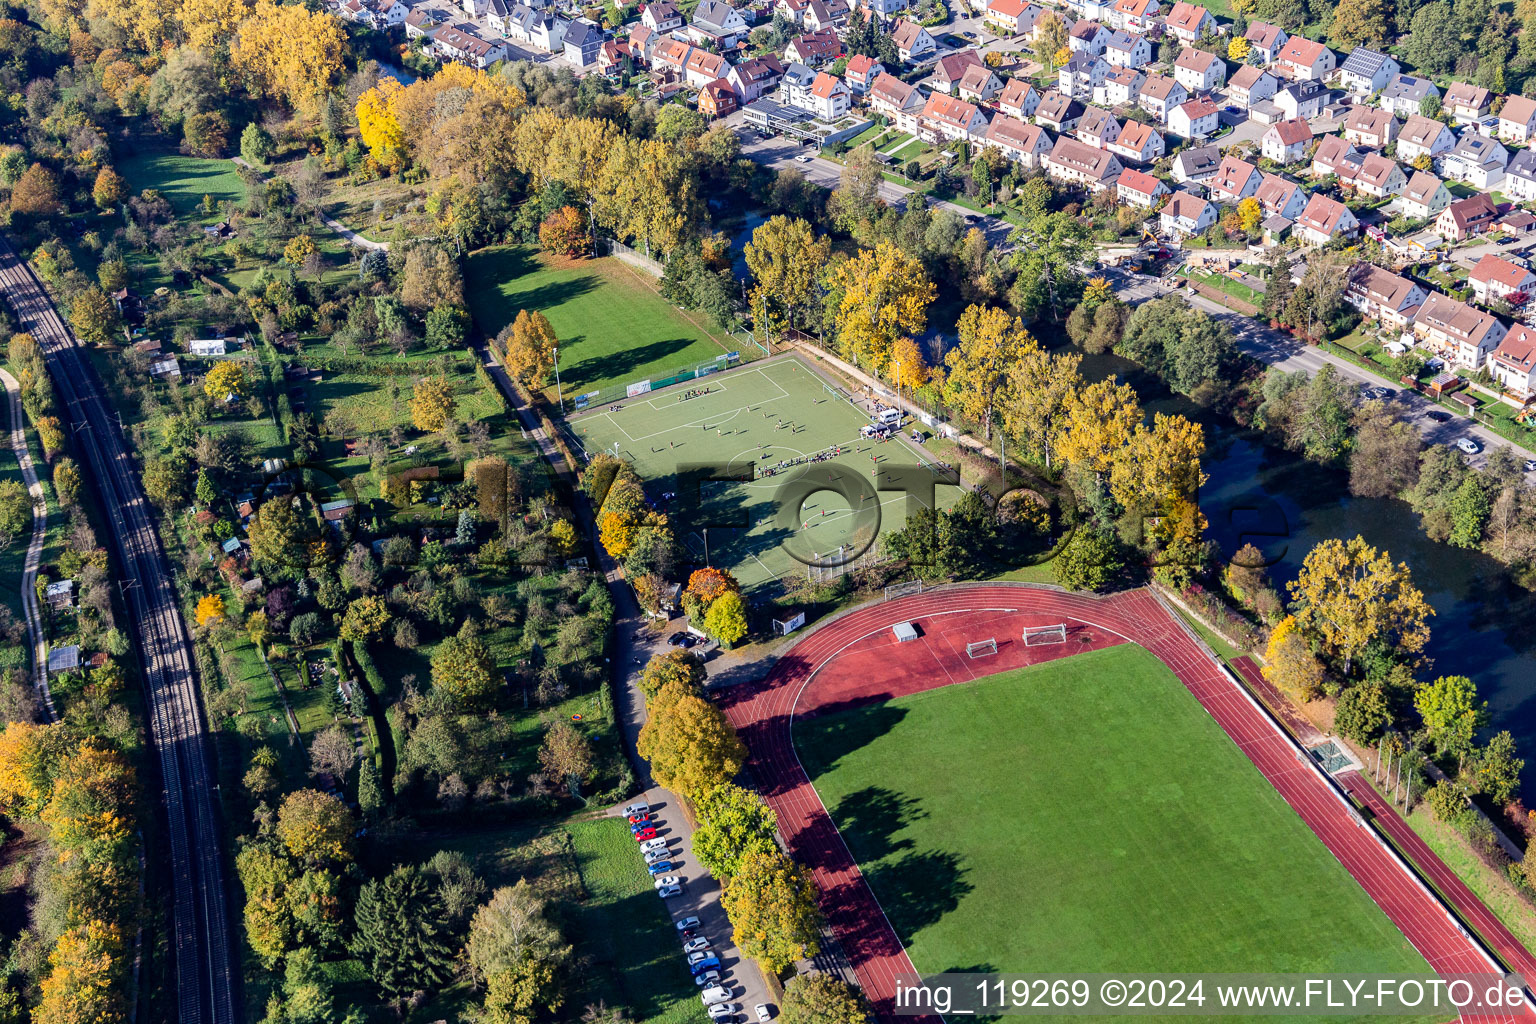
(794, 644, 1436, 1010)
(119, 151, 248, 223)
(465, 246, 741, 404)
(568, 356, 962, 591)
(1399, 802, 1536, 956)
(1181, 266, 1265, 306)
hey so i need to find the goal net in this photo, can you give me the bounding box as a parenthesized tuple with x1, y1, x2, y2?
(885, 580, 923, 601)
(1023, 624, 1067, 646)
(965, 638, 997, 659)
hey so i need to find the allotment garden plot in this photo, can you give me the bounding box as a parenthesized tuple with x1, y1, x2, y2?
(569, 356, 961, 590)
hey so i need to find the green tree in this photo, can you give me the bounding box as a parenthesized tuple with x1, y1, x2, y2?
(1470, 731, 1524, 806)
(352, 865, 457, 999)
(780, 973, 873, 1024)
(241, 121, 276, 165)
(1448, 476, 1490, 548)
(465, 880, 571, 991)
(694, 783, 779, 879)
(1333, 682, 1391, 743)
(430, 631, 499, 704)
(0, 479, 30, 536)
(720, 850, 823, 974)
(1331, 0, 1392, 45)
(68, 287, 122, 345)
(425, 304, 470, 349)
(1052, 528, 1121, 592)
(1414, 675, 1487, 765)
(339, 595, 390, 642)
(276, 788, 355, 864)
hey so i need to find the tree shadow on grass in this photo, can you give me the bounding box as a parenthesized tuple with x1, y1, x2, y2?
(566, 335, 706, 390)
(864, 848, 973, 946)
(477, 275, 601, 330)
(795, 703, 909, 780)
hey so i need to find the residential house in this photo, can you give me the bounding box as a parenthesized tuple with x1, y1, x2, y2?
(775, 0, 810, 22)
(1170, 144, 1220, 184)
(1059, 54, 1108, 100)
(890, 19, 936, 61)
(1209, 154, 1262, 202)
(1168, 97, 1219, 138)
(1069, 19, 1110, 54)
(1098, 66, 1144, 106)
(1414, 291, 1508, 367)
(1274, 35, 1334, 80)
(1227, 65, 1277, 109)
(985, 115, 1053, 166)
(1378, 74, 1438, 118)
(1244, 22, 1287, 65)
(1489, 326, 1536, 399)
(1470, 254, 1536, 307)
(485, 0, 515, 36)
(1444, 82, 1493, 125)
(1116, 167, 1171, 206)
(1107, 119, 1162, 162)
(188, 338, 227, 356)
(933, 50, 985, 92)
(1435, 193, 1500, 241)
(433, 25, 508, 68)
(803, 0, 850, 31)
(684, 47, 728, 88)
(626, 23, 657, 62)
(1399, 171, 1452, 221)
(1345, 264, 1428, 329)
(1336, 46, 1399, 95)
(1103, 29, 1152, 68)
(689, 0, 749, 46)
(786, 30, 840, 64)
(519, 8, 566, 50)
(1045, 135, 1123, 190)
(1441, 134, 1508, 190)
(869, 74, 925, 131)
(1164, 0, 1215, 43)
(1395, 114, 1454, 164)
(844, 54, 884, 93)
(729, 55, 784, 102)
(598, 39, 627, 74)
(1173, 47, 1225, 93)
(779, 62, 818, 108)
(1110, 0, 1160, 30)
(1160, 191, 1216, 238)
(802, 70, 851, 117)
(1035, 90, 1086, 131)
(1137, 73, 1186, 122)
(999, 77, 1041, 119)
(1498, 95, 1536, 145)
(1504, 150, 1536, 203)
(1076, 105, 1121, 148)
(1310, 134, 1358, 177)
(563, 19, 605, 67)
(1339, 151, 1406, 198)
(404, 7, 445, 37)
(1260, 117, 1311, 164)
(699, 79, 737, 117)
(1341, 106, 1398, 149)
(1254, 172, 1307, 220)
(1271, 78, 1326, 120)
(642, 1, 683, 31)
(919, 92, 990, 142)
(1294, 192, 1358, 245)
(987, 0, 1043, 33)
(652, 36, 693, 75)
(958, 64, 1004, 103)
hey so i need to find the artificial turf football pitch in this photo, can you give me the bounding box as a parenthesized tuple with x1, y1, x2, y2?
(794, 645, 1437, 1021)
(569, 356, 961, 590)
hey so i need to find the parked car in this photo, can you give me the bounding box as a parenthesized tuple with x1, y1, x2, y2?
(658, 885, 684, 899)
(644, 846, 669, 862)
(701, 986, 732, 1005)
(624, 802, 650, 816)
(1524, 459, 1536, 472)
(676, 917, 702, 932)
(655, 876, 680, 890)
(628, 813, 649, 825)
(1455, 437, 1481, 454)
(688, 951, 715, 965)
(634, 828, 659, 842)
(708, 1004, 741, 1021)
(794, 154, 813, 163)
(690, 958, 722, 975)
(695, 971, 723, 987)
(641, 838, 668, 853)
(667, 632, 692, 647)
(755, 1005, 774, 1022)
(1427, 411, 1451, 422)
(683, 938, 711, 954)
(647, 860, 674, 875)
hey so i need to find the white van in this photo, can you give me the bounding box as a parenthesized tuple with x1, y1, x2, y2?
(701, 987, 732, 1005)
(876, 407, 902, 426)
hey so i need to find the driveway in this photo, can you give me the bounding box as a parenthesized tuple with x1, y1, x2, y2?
(1098, 265, 1536, 474)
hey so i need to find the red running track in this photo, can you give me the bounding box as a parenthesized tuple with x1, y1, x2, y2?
(719, 585, 1524, 1022)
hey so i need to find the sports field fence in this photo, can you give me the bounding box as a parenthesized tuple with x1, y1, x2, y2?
(806, 546, 891, 584)
(568, 349, 757, 412)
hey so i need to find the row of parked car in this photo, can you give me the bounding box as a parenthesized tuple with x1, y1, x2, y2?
(623, 800, 774, 1024)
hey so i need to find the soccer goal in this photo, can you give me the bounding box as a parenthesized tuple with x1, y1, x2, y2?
(965, 638, 998, 659)
(885, 580, 924, 601)
(1023, 624, 1068, 646)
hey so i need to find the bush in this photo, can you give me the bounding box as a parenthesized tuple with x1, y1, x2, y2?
(1427, 779, 1470, 827)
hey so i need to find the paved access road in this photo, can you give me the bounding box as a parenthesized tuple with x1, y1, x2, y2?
(0, 241, 236, 1024)
(0, 366, 52, 718)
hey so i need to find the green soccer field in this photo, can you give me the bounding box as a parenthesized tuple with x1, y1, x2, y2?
(569, 356, 961, 590)
(795, 645, 1436, 1019)
(465, 245, 743, 402)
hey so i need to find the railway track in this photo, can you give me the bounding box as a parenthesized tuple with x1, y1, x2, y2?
(0, 241, 235, 1024)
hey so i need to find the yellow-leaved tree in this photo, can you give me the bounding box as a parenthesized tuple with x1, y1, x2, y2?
(1000, 347, 1082, 470)
(1261, 615, 1327, 700)
(1286, 536, 1433, 674)
(179, 0, 253, 53)
(637, 688, 747, 801)
(195, 593, 226, 627)
(941, 304, 1038, 439)
(409, 375, 457, 431)
(1107, 412, 1208, 511)
(1055, 378, 1143, 479)
(230, 0, 348, 116)
(824, 242, 935, 376)
(743, 215, 830, 338)
(203, 361, 247, 401)
(355, 78, 407, 172)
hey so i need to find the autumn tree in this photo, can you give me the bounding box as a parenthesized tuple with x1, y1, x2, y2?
(539, 206, 589, 258)
(744, 216, 831, 337)
(686, 566, 741, 605)
(36, 920, 126, 1024)
(824, 242, 936, 375)
(409, 375, 457, 431)
(721, 849, 823, 974)
(53, 457, 81, 507)
(639, 649, 707, 702)
(500, 309, 558, 387)
(943, 304, 1037, 439)
(1261, 616, 1326, 700)
(1001, 347, 1082, 470)
(11, 163, 60, 215)
(339, 595, 390, 642)
(468, 882, 572, 1024)
(1236, 196, 1263, 233)
(68, 287, 121, 346)
(309, 726, 357, 779)
(203, 361, 248, 401)
(704, 590, 749, 648)
(230, 0, 348, 115)
(694, 783, 779, 879)
(431, 631, 499, 705)
(781, 974, 872, 1024)
(356, 78, 407, 171)
(1055, 379, 1142, 480)
(1227, 35, 1251, 60)
(1107, 413, 1208, 512)
(637, 689, 746, 800)
(283, 234, 316, 268)
(276, 788, 355, 863)
(93, 167, 127, 210)
(195, 593, 226, 628)
(1286, 536, 1433, 674)
(537, 721, 594, 785)
(1331, 0, 1392, 46)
